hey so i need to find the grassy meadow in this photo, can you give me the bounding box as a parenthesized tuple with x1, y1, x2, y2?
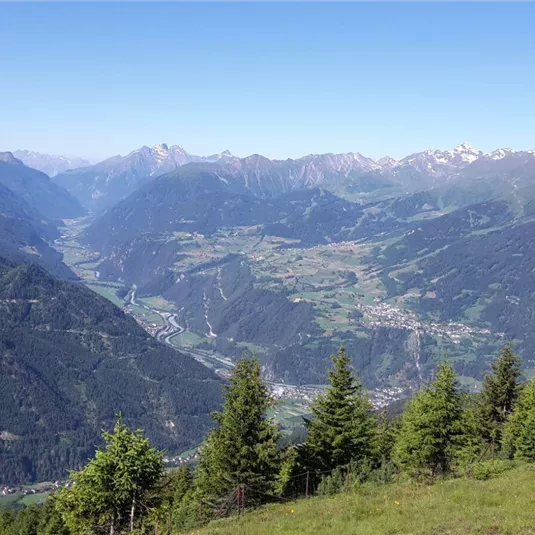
(193, 464, 535, 535)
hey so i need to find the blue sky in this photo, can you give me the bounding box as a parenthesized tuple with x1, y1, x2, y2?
(1, 2, 534, 161)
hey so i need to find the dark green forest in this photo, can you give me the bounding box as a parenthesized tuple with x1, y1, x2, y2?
(0, 257, 221, 484)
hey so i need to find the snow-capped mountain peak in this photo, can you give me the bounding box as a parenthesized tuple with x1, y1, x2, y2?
(376, 156, 398, 170)
(397, 143, 483, 176)
(486, 148, 515, 160)
(451, 142, 482, 164)
(153, 143, 169, 154)
(454, 142, 478, 153)
(169, 144, 190, 154)
(127, 144, 195, 166)
(205, 149, 238, 163)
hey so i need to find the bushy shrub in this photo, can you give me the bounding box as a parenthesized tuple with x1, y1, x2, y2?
(317, 468, 348, 496)
(317, 460, 397, 496)
(469, 460, 518, 480)
(366, 461, 398, 486)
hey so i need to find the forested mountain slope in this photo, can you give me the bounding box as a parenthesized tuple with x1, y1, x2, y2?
(82, 166, 274, 252)
(378, 212, 535, 359)
(81, 165, 400, 254)
(0, 257, 221, 484)
(0, 182, 57, 241)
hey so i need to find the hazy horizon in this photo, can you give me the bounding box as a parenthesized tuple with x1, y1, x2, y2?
(9, 140, 534, 166)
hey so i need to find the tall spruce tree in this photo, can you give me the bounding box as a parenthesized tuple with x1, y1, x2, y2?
(503, 376, 535, 461)
(455, 393, 485, 466)
(376, 408, 399, 463)
(394, 363, 463, 477)
(56, 416, 163, 534)
(477, 345, 522, 447)
(303, 347, 377, 473)
(194, 357, 281, 500)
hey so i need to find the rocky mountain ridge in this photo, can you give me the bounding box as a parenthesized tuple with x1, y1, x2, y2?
(51, 142, 535, 211)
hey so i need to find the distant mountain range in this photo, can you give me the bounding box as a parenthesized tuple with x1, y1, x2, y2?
(81, 142, 535, 256)
(76, 139, 535, 390)
(13, 150, 92, 177)
(42, 142, 535, 212)
(52, 144, 240, 211)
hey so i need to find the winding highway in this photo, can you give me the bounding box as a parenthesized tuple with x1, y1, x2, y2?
(124, 286, 235, 374)
(124, 286, 324, 403)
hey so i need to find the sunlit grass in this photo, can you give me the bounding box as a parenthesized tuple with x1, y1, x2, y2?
(194, 465, 535, 535)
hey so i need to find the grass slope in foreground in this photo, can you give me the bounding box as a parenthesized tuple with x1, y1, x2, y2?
(197, 465, 535, 535)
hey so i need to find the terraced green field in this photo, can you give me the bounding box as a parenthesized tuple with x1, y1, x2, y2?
(269, 399, 309, 430)
(169, 331, 206, 347)
(0, 491, 50, 508)
(84, 282, 125, 308)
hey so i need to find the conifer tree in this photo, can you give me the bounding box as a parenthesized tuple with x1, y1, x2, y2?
(145, 465, 193, 534)
(477, 345, 522, 447)
(455, 393, 486, 467)
(171, 465, 193, 505)
(303, 347, 377, 473)
(376, 408, 399, 463)
(194, 357, 281, 500)
(503, 376, 535, 461)
(56, 416, 163, 534)
(394, 363, 462, 477)
(274, 446, 300, 497)
(38, 498, 70, 535)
